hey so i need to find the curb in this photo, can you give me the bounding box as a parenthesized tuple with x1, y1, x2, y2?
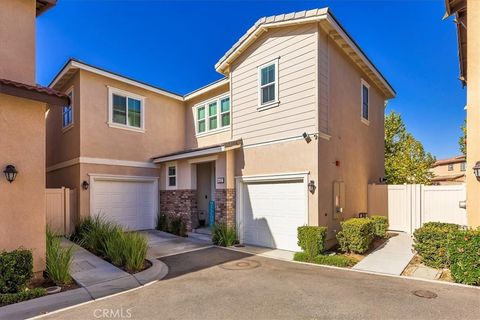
(0, 259, 169, 320)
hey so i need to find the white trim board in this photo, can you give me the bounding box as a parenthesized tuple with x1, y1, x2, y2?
(46, 157, 157, 173)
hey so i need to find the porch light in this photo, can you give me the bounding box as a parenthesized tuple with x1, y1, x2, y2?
(82, 181, 90, 190)
(308, 180, 316, 194)
(3, 165, 18, 183)
(302, 132, 312, 144)
(473, 162, 480, 180)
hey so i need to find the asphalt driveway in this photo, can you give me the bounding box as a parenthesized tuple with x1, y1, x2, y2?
(40, 247, 479, 320)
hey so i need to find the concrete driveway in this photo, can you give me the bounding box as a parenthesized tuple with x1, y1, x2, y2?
(40, 247, 479, 320)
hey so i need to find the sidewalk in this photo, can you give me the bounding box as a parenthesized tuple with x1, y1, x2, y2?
(352, 232, 414, 275)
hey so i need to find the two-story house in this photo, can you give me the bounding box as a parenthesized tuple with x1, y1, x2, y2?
(431, 155, 466, 185)
(47, 8, 395, 251)
(0, 0, 69, 272)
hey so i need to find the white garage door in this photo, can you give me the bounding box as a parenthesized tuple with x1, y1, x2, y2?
(91, 177, 157, 231)
(240, 179, 307, 251)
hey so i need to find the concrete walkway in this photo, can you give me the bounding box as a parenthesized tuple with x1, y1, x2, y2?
(353, 232, 414, 275)
(142, 230, 212, 258)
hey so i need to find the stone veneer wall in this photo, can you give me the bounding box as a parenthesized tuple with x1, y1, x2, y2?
(215, 189, 236, 226)
(160, 190, 196, 231)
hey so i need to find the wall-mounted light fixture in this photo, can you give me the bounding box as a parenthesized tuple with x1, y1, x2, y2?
(3, 165, 18, 183)
(473, 162, 480, 181)
(82, 181, 90, 190)
(308, 180, 316, 194)
(302, 132, 312, 144)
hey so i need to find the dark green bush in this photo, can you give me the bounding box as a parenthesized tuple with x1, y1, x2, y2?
(336, 218, 374, 254)
(448, 229, 480, 285)
(0, 288, 47, 306)
(0, 250, 33, 294)
(156, 213, 168, 232)
(170, 216, 187, 237)
(370, 216, 388, 238)
(413, 222, 459, 268)
(297, 226, 327, 258)
(212, 224, 237, 247)
(294, 252, 358, 267)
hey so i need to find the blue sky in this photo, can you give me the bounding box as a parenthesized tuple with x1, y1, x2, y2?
(36, 0, 466, 159)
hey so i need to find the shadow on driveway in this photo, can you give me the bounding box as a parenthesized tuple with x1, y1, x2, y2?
(159, 247, 254, 280)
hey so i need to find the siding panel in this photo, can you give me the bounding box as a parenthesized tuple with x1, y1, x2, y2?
(231, 24, 318, 145)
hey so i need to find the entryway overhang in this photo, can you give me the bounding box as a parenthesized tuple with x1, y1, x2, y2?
(151, 139, 242, 164)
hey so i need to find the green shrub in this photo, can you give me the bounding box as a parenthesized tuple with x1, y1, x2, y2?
(370, 216, 388, 238)
(104, 228, 127, 267)
(0, 288, 47, 306)
(294, 252, 358, 268)
(336, 218, 374, 254)
(123, 233, 148, 273)
(70, 216, 122, 256)
(169, 216, 187, 237)
(297, 226, 327, 258)
(46, 230, 73, 286)
(413, 222, 459, 268)
(156, 213, 169, 232)
(212, 224, 237, 247)
(0, 250, 33, 294)
(447, 229, 480, 285)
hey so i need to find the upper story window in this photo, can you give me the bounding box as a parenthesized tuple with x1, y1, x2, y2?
(361, 79, 370, 124)
(195, 95, 230, 135)
(258, 59, 279, 109)
(448, 164, 454, 171)
(167, 164, 177, 188)
(62, 88, 74, 129)
(460, 162, 466, 171)
(108, 87, 145, 132)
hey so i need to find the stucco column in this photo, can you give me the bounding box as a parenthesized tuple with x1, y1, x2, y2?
(467, 0, 480, 227)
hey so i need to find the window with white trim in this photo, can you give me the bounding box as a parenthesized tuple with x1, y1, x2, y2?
(195, 95, 230, 135)
(258, 59, 279, 108)
(361, 80, 370, 122)
(448, 164, 454, 171)
(62, 88, 74, 129)
(167, 165, 177, 187)
(108, 87, 144, 131)
(460, 162, 466, 171)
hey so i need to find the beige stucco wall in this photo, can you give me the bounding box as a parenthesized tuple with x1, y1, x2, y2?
(79, 70, 185, 161)
(432, 162, 466, 177)
(316, 29, 387, 239)
(46, 72, 81, 167)
(466, 0, 480, 226)
(0, 0, 35, 85)
(185, 83, 232, 149)
(0, 93, 47, 272)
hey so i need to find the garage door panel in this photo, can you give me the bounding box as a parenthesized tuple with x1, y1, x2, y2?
(241, 179, 306, 252)
(91, 178, 157, 231)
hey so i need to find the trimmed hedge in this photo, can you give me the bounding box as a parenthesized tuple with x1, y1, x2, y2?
(294, 252, 358, 268)
(0, 288, 47, 306)
(448, 229, 480, 285)
(370, 216, 388, 238)
(297, 226, 327, 258)
(0, 250, 33, 294)
(337, 218, 374, 254)
(413, 222, 459, 268)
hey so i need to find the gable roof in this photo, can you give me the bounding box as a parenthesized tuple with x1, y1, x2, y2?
(432, 155, 466, 167)
(215, 8, 395, 99)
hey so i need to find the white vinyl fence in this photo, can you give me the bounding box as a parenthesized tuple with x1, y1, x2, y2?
(368, 184, 467, 233)
(46, 188, 77, 236)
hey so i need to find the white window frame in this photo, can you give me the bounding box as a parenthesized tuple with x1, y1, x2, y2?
(166, 163, 177, 189)
(257, 58, 279, 111)
(108, 86, 145, 133)
(360, 79, 370, 125)
(460, 162, 466, 172)
(448, 164, 454, 171)
(194, 94, 230, 137)
(62, 87, 74, 131)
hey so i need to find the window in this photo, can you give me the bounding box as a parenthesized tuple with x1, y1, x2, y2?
(108, 87, 144, 132)
(448, 164, 454, 171)
(361, 79, 370, 123)
(195, 95, 230, 135)
(461, 162, 466, 171)
(62, 88, 74, 129)
(167, 165, 176, 187)
(258, 59, 279, 108)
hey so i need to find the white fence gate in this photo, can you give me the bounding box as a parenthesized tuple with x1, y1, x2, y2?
(368, 184, 467, 233)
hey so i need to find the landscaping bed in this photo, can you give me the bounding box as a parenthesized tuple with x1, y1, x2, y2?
(70, 216, 149, 274)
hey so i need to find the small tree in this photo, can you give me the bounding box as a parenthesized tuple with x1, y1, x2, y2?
(385, 111, 435, 184)
(459, 119, 466, 156)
